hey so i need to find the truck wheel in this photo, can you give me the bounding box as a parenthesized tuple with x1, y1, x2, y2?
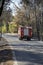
(19, 37, 23, 40)
(27, 37, 31, 41)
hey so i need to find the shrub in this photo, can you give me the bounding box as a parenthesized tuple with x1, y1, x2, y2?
(2, 25, 7, 33)
(9, 23, 18, 33)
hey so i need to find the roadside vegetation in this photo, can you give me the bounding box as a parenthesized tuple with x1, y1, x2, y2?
(0, 0, 43, 40)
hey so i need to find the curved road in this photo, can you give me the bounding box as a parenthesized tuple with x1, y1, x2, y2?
(3, 34, 43, 65)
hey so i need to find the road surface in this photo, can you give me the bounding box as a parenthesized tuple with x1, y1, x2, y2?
(3, 33, 43, 65)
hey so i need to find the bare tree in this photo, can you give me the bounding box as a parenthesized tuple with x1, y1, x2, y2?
(21, 0, 43, 40)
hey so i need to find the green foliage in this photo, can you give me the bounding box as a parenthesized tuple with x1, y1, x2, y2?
(9, 23, 18, 33)
(2, 25, 7, 33)
(1, 22, 18, 33)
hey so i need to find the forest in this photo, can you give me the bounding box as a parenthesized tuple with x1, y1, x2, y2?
(0, 0, 43, 40)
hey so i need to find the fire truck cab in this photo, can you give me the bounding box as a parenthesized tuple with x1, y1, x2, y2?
(18, 26, 32, 40)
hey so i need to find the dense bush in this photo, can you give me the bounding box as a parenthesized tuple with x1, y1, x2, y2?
(2, 25, 7, 33)
(9, 23, 18, 33)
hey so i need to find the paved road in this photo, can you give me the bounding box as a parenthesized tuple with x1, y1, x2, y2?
(3, 34, 43, 65)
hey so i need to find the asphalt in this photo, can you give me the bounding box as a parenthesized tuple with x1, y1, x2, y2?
(3, 34, 43, 65)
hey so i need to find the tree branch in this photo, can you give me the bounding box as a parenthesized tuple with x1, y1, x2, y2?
(10, 1, 21, 11)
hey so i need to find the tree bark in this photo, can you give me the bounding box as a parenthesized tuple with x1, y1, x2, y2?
(0, 0, 5, 16)
(35, 6, 40, 40)
(0, 0, 5, 40)
(6, 22, 9, 33)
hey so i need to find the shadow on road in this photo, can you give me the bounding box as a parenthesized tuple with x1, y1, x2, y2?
(12, 49, 43, 65)
(0, 47, 43, 65)
(0, 49, 13, 63)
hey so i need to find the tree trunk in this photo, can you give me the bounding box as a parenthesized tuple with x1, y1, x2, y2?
(0, 0, 5, 40)
(35, 6, 40, 40)
(6, 22, 9, 33)
(0, 0, 5, 16)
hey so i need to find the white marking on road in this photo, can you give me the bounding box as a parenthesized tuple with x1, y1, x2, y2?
(3, 35, 18, 65)
(12, 51, 18, 65)
(8, 43, 18, 65)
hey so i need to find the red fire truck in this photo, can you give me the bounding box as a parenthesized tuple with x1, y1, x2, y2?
(18, 26, 32, 40)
